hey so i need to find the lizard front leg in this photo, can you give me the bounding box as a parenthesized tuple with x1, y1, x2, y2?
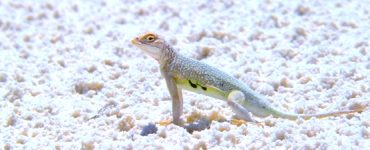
(160, 69, 184, 126)
(227, 90, 254, 122)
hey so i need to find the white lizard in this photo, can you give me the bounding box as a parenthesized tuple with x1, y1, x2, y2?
(131, 32, 366, 126)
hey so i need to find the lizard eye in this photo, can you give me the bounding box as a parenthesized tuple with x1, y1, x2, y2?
(145, 34, 156, 42)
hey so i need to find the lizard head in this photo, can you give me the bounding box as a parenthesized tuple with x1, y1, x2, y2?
(131, 32, 167, 60)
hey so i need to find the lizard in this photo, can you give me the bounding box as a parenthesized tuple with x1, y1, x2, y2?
(131, 32, 367, 126)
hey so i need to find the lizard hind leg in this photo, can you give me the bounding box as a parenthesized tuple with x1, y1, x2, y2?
(227, 90, 254, 122)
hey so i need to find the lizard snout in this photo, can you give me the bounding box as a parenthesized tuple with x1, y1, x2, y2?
(131, 37, 140, 44)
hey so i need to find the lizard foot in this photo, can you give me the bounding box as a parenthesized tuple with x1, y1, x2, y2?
(157, 119, 172, 126)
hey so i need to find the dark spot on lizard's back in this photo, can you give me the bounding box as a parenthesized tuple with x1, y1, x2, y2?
(188, 80, 197, 88)
(201, 86, 207, 91)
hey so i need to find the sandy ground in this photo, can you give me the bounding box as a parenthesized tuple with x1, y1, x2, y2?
(1, 0, 370, 149)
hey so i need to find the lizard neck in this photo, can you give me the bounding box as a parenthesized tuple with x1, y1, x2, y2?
(159, 43, 178, 68)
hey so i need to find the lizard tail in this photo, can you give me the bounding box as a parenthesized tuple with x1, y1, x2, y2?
(299, 109, 364, 120)
(270, 106, 366, 120)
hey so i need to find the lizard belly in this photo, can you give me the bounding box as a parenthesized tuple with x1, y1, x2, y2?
(174, 77, 228, 101)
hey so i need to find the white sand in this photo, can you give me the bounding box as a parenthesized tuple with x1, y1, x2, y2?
(1, 0, 370, 149)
